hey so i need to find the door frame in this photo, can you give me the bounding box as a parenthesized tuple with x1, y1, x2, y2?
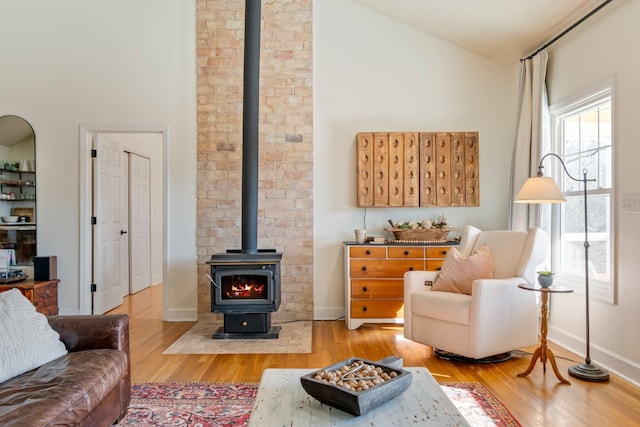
(79, 124, 167, 315)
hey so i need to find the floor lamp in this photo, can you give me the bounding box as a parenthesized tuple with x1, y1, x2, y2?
(515, 152, 609, 382)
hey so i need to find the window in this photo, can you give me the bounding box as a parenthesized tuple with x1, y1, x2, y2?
(549, 82, 615, 303)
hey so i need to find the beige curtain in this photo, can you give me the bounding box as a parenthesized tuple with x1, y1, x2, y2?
(509, 50, 549, 231)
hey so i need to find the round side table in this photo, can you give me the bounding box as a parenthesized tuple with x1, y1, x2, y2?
(517, 283, 573, 385)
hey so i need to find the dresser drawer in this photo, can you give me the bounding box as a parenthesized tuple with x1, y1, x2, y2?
(349, 246, 387, 258)
(351, 299, 404, 319)
(426, 246, 452, 258)
(388, 246, 425, 259)
(351, 279, 403, 298)
(350, 259, 424, 278)
(426, 259, 445, 271)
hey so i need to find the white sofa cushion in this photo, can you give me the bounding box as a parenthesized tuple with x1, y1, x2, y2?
(0, 289, 68, 383)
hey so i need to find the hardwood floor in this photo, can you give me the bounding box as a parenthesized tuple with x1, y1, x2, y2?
(109, 285, 640, 426)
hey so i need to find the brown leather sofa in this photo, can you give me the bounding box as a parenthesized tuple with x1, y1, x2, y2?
(0, 314, 131, 426)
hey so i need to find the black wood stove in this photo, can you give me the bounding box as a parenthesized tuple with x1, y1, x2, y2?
(208, 249, 282, 339)
(206, 0, 283, 339)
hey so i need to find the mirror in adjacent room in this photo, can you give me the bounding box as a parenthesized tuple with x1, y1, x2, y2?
(0, 115, 36, 268)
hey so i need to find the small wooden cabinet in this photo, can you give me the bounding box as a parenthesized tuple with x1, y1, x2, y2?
(344, 243, 453, 329)
(0, 279, 59, 315)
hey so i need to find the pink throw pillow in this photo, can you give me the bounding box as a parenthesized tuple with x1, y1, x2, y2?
(432, 244, 494, 295)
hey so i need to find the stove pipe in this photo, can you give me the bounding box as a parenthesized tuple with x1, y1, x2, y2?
(241, 0, 261, 254)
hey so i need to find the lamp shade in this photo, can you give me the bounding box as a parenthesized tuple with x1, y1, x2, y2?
(515, 176, 566, 204)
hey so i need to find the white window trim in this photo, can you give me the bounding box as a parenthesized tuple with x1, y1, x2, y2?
(548, 78, 616, 304)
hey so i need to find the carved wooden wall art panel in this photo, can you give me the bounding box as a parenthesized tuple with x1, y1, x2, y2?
(356, 131, 479, 207)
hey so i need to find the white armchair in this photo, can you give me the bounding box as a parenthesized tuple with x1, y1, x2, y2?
(403, 226, 549, 360)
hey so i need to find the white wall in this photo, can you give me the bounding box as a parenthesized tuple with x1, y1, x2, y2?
(545, 0, 640, 385)
(313, 0, 518, 319)
(0, 0, 197, 320)
(6, 138, 34, 164)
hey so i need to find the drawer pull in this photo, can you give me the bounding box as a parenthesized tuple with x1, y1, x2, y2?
(409, 267, 414, 271)
(441, 250, 447, 255)
(41, 292, 49, 298)
(437, 267, 442, 271)
(362, 306, 368, 312)
(362, 266, 367, 271)
(362, 286, 368, 292)
(366, 250, 371, 255)
(404, 250, 409, 255)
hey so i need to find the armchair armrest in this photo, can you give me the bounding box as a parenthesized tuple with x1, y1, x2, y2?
(404, 270, 440, 296)
(469, 278, 538, 355)
(470, 277, 533, 315)
(403, 270, 440, 339)
(47, 314, 130, 354)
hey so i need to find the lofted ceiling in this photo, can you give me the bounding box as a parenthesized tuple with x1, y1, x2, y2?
(350, 0, 622, 64)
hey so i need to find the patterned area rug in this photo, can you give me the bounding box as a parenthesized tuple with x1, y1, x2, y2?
(441, 382, 521, 427)
(163, 314, 312, 354)
(117, 381, 520, 426)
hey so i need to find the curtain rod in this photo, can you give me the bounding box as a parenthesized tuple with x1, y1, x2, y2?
(522, 0, 613, 61)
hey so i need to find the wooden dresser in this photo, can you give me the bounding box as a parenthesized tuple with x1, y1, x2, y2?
(344, 243, 454, 330)
(0, 279, 59, 315)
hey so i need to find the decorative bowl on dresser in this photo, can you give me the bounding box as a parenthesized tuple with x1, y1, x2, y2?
(386, 227, 458, 243)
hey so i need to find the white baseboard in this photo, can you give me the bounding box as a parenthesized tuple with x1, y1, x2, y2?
(165, 307, 198, 322)
(313, 306, 344, 321)
(548, 325, 640, 387)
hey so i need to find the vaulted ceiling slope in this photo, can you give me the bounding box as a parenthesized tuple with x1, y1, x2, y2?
(350, 0, 626, 64)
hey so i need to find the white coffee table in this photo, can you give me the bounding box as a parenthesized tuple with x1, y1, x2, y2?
(249, 367, 470, 426)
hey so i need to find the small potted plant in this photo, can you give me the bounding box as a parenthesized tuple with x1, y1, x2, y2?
(536, 271, 554, 288)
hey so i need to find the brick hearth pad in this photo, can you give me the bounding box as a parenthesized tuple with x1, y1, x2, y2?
(162, 313, 312, 354)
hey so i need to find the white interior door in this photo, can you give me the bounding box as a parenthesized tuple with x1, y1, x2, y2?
(129, 153, 151, 294)
(93, 134, 128, 314)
